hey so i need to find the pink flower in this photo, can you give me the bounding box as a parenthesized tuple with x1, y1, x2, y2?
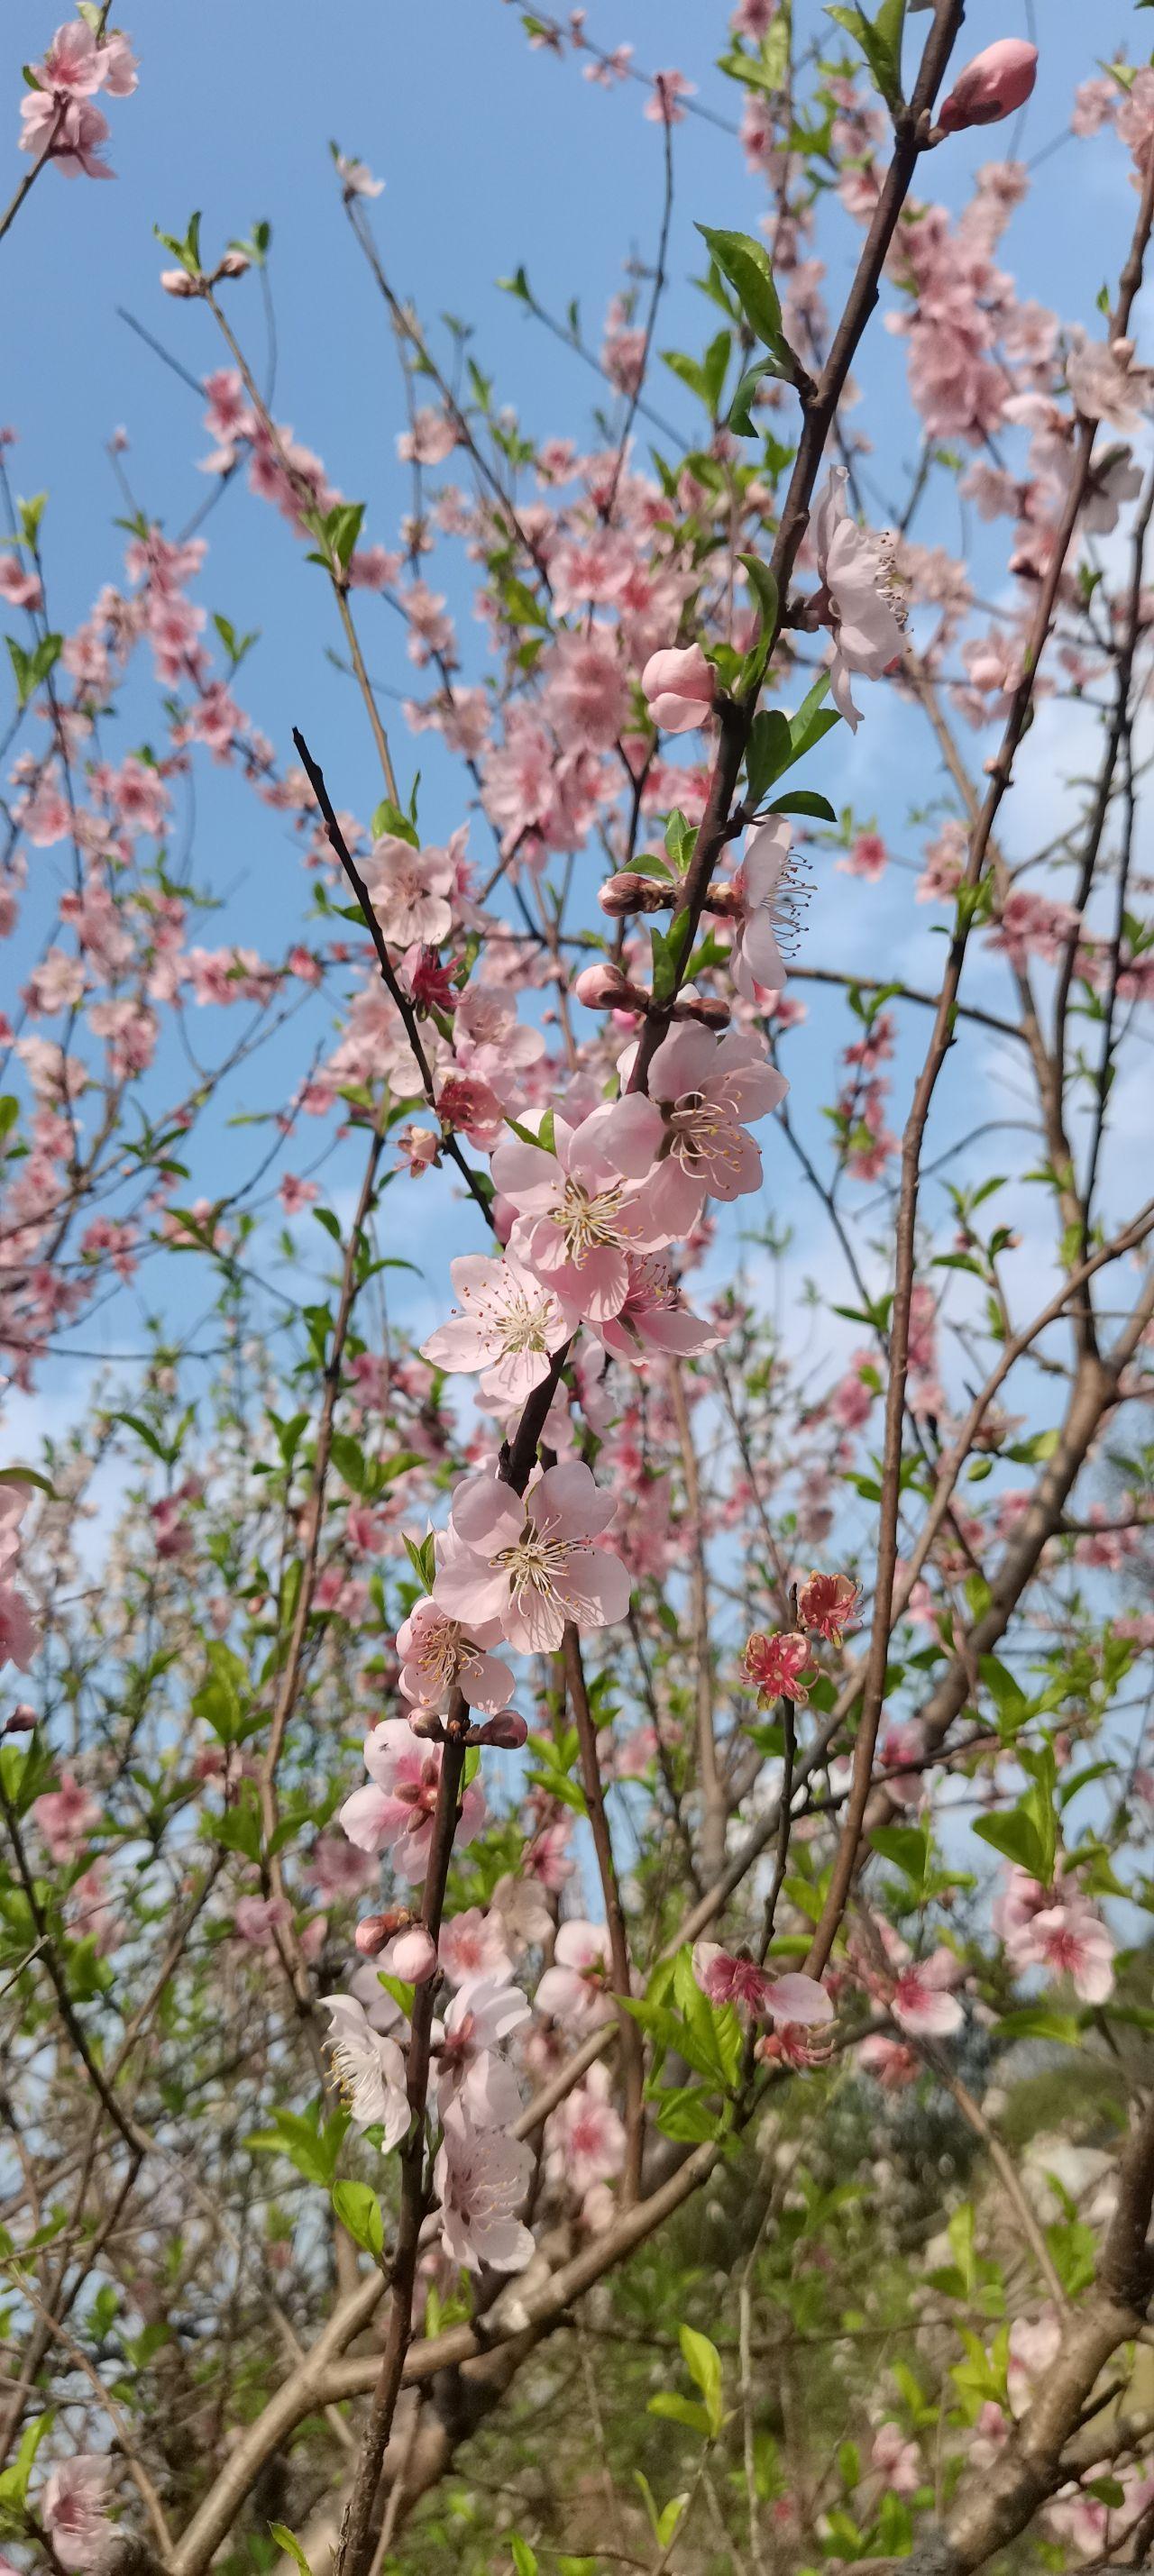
(42, 2456, 113, 2572)
(872, 2425, 921, 2496)
(339, 1721, 486, 1879)
(645, 69, 695, 126)
(0, 555, 43, 610)
(396, 1595, 514, 1717)
(439, 1906, 514, 1988)
(810, 467, 904, 731)
(434, 2106, 534, 2272)
(19, 92, 114, 178)
(692, 1941, 833, 2027)
(641, 642, 716, 734)
(491, 1103, 669, 1324)
(838, 831, 889, 882)
(322, 1992, 409, 2145)
(545, 2060, 626, 2198)
(797, 1570, 861, 1648)
(37, 23, 106, 94)
(743, 1629, 816, 1707)
(857, 2032, 919, 2089)
(939, 40, 1038, 134)
(629, 1022, 787, 1234)
(536, 1918, 615, 2029)
(1007, 2309, 1062, 2416)
(363, 834, 453, 947)
(731, 819, 801, 1000)
(545, 631, 630, 751)
(0, 1579, 39, 1673)
(422, 1254, 574, 1404)
(279, 1174, 318, 1214)
(590, 1254, 721, 1365)
(32, 1770, 99, 1864)
(433, 1463, 629, 1655)
(891, 1946, 964, 2037)
(434, 1974, 530, 2126)
(335, 153, 384, 198)
(1012, 1896, 1114, 2004)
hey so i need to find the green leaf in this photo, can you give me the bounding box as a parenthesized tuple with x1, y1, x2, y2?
(270, 2526, 314, 2576)
(331, 2179, 385, 2255)
(768, 790, 836, 821)
(509, 2542, 538, 2576)
(972, 1808, 1049, 1883)
(695, 225, 783, 349)
(647, 2392, 711, 2435)
(679, 2324, 725, 2436)
(826, 0, 906, 113)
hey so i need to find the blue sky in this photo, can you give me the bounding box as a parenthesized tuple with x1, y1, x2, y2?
(2, 0, 1149, 1418)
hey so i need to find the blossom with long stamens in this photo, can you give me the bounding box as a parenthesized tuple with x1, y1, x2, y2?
(589, 1252, 722, 1365)
(321, 1993, 410, 2145)
(432, 1463, 629, 1655)
(422, 1253, 575, 1404)
(491, 1102, 669, 1322)
(731, 818, 805, 1001)
(608, 1023, 786, 1237)
(808, 467, 905, 731)
(396, 1593, 515, 1717)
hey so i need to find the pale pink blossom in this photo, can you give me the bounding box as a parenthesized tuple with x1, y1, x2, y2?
(42, 2456, 114, 2572)
(434, 1974, 530, 2125)
(396, 1594, 515, 1716)
(439, 1906, 514, 1988)
(692, 1941, 832, 2026)
(545, 2060, 626, 2199)
(433, 1462, 629, 1655)
(891, 1946, 964, 2037)
(363, 835, 453, 947)
(732, 819, 794, 1000)
(809, 467, 904, 731)
(641, 642, 716, 734)
(536, 1919, 615, 2029)
(622, 1022, 786, 1235)
(19, 91, 113, 179)
(590, 1253, 721, 1365)
(422, 1253, 574, 1404)
(434, 2106, 534, 2271)
(322, 1992, 409, 2145)
(492, 1103, 669, 1323)
(339, 1721, 486, 1878)
(1007, 2309, 1062, 2416)
(0, 1580, 39, 1673)
(33, 1770, 99, 1863)
(872, 2424, 921, 2496)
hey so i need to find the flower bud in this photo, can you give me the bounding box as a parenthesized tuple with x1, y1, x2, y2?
(939, 38, 1037, 133)
(407, 1705, 444, 1740)
(704, 880, 742, 919)
(641, 642, 717, 734)
(574, 962, 649, 1011)
(354, 1909, 408, 1957)
(3, 1704, 36, 1735)
(476, 1710, 529, 1749)
(389, 1923, 437, 1983)
(598, 872, 671, 918)
(672, 994, 730, 1029)
(215, 250, 251, 280)
(160, 268, 199, 297)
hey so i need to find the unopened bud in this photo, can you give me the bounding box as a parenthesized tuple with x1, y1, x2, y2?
(939, 37, 1037, 133)
(2, 1704, 36, 1735)
(355, 1909, 409, 1958)
(704, 880, 742, 919)
(598, 872, 671, 918)
(407, 1705, 444, 1739)
(160, 268, 199, 297)
(389, 1923, 437, 1983)
(574, 962, 649, 1011)
(673, 994, 731, 1029)
(215, 250, 251, 280)
(476, 1710, 529, 1749)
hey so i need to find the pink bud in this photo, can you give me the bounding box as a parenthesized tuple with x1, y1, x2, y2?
(3, 1704, 36, 1735)
(672, 994, 730, 1029)
(640, 642, 716, 735)
(388, 1923, 438, 1983)
(160, 268, 199, 297)
(574, 962, 649, 1011)
(355, 1911, 405, 1957)
(477, 1710, 529, 1749)
(939, 38, 1037, 132)
(598, 872, 671, 918)
(216, 250, 251, 279)
(407, 1706, 444, 1739)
